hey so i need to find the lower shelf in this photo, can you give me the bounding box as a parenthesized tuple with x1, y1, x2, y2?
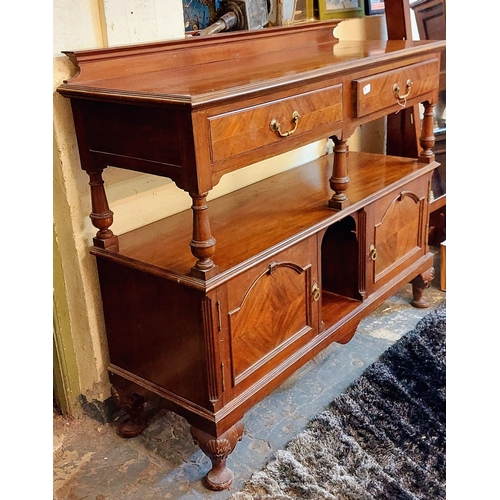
(321, 291, 361, 331)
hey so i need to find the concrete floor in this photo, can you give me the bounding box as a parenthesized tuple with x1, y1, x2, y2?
(53, 250, 446, 500)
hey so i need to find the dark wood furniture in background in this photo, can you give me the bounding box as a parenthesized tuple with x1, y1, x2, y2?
(411, 0, 446, 246)
(58, 21, 444, 490)
(385, 0, 446, 246)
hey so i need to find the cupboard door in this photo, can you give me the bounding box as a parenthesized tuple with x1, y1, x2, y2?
(366, 175, 431, 294)
(224, 236, 319, 396)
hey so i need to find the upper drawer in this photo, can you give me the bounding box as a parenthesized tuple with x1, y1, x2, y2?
(353, 58, 440, 118)
(208, 83, 342, 164)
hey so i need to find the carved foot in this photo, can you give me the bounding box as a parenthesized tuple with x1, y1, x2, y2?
(111, 387, 147, 438)
(410, 267, 435, 308)
(190, 421, 244, 491)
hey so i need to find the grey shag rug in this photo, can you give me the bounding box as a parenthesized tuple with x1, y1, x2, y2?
(232, 302, 446, 500)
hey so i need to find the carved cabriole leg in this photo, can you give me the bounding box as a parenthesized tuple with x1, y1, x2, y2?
(87, 169, 119, 249)
(190, 421, 244, 491)
(410, 267, 435, 308)
(419, 101, 436, 164)
(110, 387, 147, 438)
(328, 136, 350, 210)
(189, 192, 219, 280)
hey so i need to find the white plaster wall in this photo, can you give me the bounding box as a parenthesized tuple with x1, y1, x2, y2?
(53, 0, 105, 54)
(53, 3, 387, 409)
(53, 0, 187, 407)
(103, 0, 185, 46)
(54, 1, 114, 407)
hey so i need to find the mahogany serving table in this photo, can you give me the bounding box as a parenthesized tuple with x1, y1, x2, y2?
(58, 21, 445, 490)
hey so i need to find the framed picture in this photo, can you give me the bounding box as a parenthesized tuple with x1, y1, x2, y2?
(293, 0, 315, 23)
(365, 0, 385, 15)
(269, 0, 315, 26)
(317, 0, 365, 20)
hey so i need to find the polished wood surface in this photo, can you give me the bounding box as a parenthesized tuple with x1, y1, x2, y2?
(92, 152, 438, 426)
(58, 23, 443, 105)
(208, 83, 343, 163)
(411, 0, 446, 90)
(385, 0, 446, 247)
(353, 59, 439, 117)
(58, 22, 444, 277)
(384, 0, 422, 160)
(59, 28, 445, 191)
(411, 0, 446, 240)
(94, 152, 436, 280)
(57, 23, 443, 490)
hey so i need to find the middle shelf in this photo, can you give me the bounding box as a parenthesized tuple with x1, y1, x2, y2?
(96, 151, 438, 285)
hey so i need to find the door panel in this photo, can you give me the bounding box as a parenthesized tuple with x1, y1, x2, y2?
(224, 237, 318, 394)
(229, 261, 310, 381)
(374, 191, 421, 280)
(366, 175, 430, 294)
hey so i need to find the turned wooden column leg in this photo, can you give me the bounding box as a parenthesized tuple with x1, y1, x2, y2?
(410, 267, 435, 308)
(110, 387, 147, 438)
(419, 101, 436, 163)
(189, 192, 218, 280)
(87, 169, 119, 249)
(328, 136, 350, 210)
(190, 421, 244, 491)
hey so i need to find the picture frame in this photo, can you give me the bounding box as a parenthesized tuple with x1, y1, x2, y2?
(316, 0, 365, 20)
(365, 0, 385, 15)
(268, 0, 315, 26)
(293, 0, 315, 23)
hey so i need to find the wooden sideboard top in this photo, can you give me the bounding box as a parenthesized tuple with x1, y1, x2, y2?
(91, 151, 438, 285)
(60, 21, 444, 279)
(58, 21, 445, 108)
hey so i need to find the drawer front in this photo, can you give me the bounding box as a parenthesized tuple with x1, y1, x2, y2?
(353, 59, 440, 118)
(224, 237, 319, 395)
(208, 84, 342, 163)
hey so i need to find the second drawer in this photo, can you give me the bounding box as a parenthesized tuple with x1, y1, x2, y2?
(353, 58, 440, 118)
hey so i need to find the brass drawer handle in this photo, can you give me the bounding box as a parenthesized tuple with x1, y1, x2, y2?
(369, 244, 378, 261)
(311, 283, 321, 302)
(393, 79, 413, 101)
(270, 111, 301, 137)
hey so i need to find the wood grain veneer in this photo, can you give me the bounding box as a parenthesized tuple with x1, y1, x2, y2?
(57, 22, 443, 490)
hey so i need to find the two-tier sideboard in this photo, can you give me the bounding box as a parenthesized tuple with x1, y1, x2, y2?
(57, 21, 445, 490)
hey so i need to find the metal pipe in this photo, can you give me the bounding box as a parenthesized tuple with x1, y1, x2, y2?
(197, 12, 239, 36)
